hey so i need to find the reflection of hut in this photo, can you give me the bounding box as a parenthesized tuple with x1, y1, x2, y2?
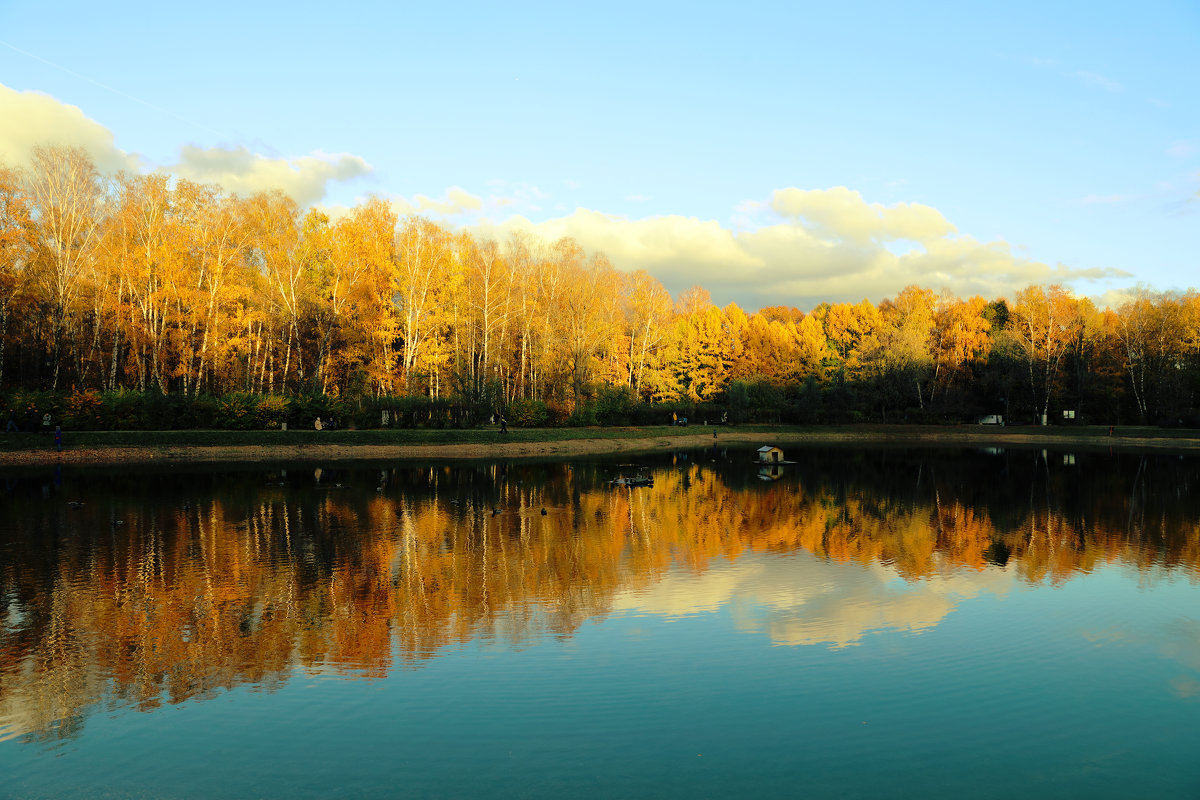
(758, 464, 783, 481)
(757, 446, 784, 463)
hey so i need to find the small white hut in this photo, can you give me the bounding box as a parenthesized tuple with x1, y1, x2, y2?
(757, 446, 784, 463)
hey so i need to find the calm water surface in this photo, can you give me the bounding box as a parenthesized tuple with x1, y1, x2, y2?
(1, 447, 1198, 798)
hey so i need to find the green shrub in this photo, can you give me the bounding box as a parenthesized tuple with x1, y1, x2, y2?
(217, 393, 259, 430)
(593, 385, 637, 426)
(290, 394, 347, 429)
(350, 395, 462, 430)
(100, 390, 146, 430)
(788, 378, 824, 424)
(630, 401, 674, 426)
(5, 390, 58, 430)
(346, 396, 384, 429)
(637, 401, 705, 427)
(143, 392, 179, 429)
(188, 395, 220, 429)
(567, 406, 597, 427)
(256, 395, 292, 429)
(507, 398, 549, 427)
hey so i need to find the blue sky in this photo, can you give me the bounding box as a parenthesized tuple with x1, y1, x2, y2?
(0, 0, 1196, 310)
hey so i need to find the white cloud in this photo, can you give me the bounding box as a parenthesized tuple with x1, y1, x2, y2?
(410, 186, 482, 216)
(473, 188, 1127, 310)
(0, 83, 1133, 308)
(770, 186, 956, 244)
(1092, 288, 1139, 310)
(377, 187, 490, 219)
(0, 83, 140, 173)
(476, 209, 760, 285)
(1080, 193, 1131, 205)
(166, 145, 371, 207)
(0, 82, 372, 206)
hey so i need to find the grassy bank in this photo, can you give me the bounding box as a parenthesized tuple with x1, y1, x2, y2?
(2, 423, 1200, 467)
(0, 424, 744, 451)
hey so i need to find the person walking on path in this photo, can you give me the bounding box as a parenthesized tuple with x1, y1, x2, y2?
(500, 416, 508, 434)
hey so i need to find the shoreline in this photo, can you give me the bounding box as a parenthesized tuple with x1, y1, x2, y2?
(3, 427, 1200, 466)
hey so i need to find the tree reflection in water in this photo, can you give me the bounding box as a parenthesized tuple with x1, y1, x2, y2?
(0, 448, 1197, 740)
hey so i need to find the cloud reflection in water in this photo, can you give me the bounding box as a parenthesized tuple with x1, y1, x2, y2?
(615, 553, 1017, 648)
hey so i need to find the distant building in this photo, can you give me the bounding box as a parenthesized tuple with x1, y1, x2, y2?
(757, 446, 784, 463)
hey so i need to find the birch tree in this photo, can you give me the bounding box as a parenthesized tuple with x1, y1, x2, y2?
(182, 182, 252, 395)
(560, 252, 619, 409)
(0, 164, 32, 386)
(622, 269, 672, 396)
(25, 145, 106, 389)
(393, 216, 451, 394)
(1010, 284, 1079, 424)
(247, 191, 306, 392)
(315, 198, 395, 393)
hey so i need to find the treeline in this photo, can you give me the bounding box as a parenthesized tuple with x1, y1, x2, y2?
(2, 145, 1198, 427)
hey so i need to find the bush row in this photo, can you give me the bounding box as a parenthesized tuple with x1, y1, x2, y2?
(2, 379, 987, 432)
(1, 390, 482, 431)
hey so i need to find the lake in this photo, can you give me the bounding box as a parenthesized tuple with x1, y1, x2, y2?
(1, 446, 1198, 798)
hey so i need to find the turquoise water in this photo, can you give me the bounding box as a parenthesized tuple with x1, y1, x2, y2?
(1, 448, 1198, 797)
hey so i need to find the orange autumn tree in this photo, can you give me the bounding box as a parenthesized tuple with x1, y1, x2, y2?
(559, 251, 621, 409)
(392, 216, 454, 395)
(931, 294, 992, 400)
(1010, 284, 1080, 424)
(314, 198, 396, 394)
(4, 141, 1198, 425)
(622, 269, 673, 397)
(181, 182, 254, 395)
(0, 162, 33, 385)
(246, 191, 307, 392)
(24, 145, 107, 389)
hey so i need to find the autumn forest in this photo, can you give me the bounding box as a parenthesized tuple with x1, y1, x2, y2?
(2, 146, 1198, 428)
